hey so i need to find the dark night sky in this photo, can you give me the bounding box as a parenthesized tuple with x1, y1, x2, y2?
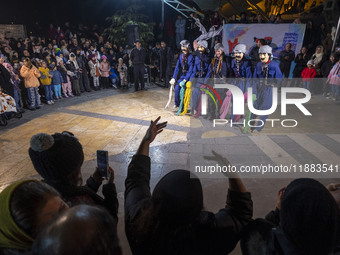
(1, 0, 165, 27)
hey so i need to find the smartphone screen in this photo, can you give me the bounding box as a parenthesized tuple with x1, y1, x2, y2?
(97, 150, 108, 177)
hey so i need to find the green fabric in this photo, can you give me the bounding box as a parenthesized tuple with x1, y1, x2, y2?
(0, 180, 35, 250)
(200, 88, 217, 108)
(177, 84, 186, 116)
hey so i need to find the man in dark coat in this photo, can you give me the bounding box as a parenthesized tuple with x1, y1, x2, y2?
(278, 43, 295, 78)
(159, 41, 173, 88)
(130, 39, 146, 91)
(75, 47, 91, 92)
(249, 39, 265, 73)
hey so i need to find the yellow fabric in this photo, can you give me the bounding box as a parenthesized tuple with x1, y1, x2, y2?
(20, 65, 41, 88)
(0, 180, 36, 250)
(180, 81, 192, 116)
(38, 67, 51, 85)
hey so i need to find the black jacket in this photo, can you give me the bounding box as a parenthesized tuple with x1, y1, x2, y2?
(45, 177, 118, 222)
(293, 53, 309, 77)
(321, 60, 336, 78)
(160, 47, 173, 72)
(130, 47, 146, 66)
(125, 155, 253, 255)
(0, 64, 14, 97)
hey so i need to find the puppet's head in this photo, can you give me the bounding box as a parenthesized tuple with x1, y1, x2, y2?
(233, 44, 246, 62)
(180, 40, 190, 55)
(259, 45, 272, 63)
(197, 40, 208, 54)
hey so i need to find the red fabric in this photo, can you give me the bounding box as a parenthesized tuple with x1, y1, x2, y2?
(301, 67, 316, 81)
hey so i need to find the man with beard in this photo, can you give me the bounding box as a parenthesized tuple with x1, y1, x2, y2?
(191, 40, 211, 113)
(170, 40, 194, 109)
(160, 41, 173, 88)
(230, 44, 252, 122)
(250, 45, 282, 133)
(75, 47, 91, 92)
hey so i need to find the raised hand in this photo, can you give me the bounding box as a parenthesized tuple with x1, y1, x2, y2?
(143, 116, 167, 143)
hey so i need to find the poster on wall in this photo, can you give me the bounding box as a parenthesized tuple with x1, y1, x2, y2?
(222, 23, 306, 77)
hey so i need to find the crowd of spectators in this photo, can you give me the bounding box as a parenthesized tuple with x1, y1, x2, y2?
(0, 116, 339, 255)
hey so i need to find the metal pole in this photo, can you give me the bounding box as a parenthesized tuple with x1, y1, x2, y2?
(331, 17, 340, 52)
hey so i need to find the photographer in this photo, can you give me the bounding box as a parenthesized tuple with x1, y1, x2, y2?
(28, 131, 118, 221)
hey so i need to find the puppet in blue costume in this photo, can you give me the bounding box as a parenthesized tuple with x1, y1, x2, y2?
(203, 43, 231, 119)
(230, 44, 252, 122)
(191, 40, 211, 113)
(250, 45, 282, 132)
(169, 40, 194, 110)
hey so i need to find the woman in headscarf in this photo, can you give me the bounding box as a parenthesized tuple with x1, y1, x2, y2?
(0, 180, 68, 254)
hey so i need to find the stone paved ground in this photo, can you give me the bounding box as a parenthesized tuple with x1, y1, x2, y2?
(1, 84, 339, 255)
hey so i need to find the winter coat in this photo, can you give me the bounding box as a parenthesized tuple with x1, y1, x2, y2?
(328, 62, 340, 85)
(38, 67, 52, 85)
(130, 47, 146, 66)
(99, 61, 110, 77)
(321, 60, 336, 78)
(50, 70, 64, 85)
(20, 65, 41, 88)
(0, 64, 14, 97)
(65, 60, 79, 80)
(293, 53, 309, 78)
(301, 67, 316, 81)
(278, 50, 295, 77)
(88, 60, 101, 77)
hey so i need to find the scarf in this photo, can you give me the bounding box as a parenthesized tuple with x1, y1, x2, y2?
(0, 180, 36, 250)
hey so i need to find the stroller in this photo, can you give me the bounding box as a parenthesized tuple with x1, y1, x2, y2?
(0, 90, 22, 126)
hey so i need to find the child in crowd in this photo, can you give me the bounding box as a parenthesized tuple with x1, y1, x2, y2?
(100, 55, 111, 89)
(50, 63, 63, 100)
(328, 58, 340, 101)
(118, 58, 128, 89)
(39, 61, 54, 104)
(88, 54, 101, 90)
(57, 58, 73, 97)
(109, 65, 119, 89)
(301, 60, 316, 91)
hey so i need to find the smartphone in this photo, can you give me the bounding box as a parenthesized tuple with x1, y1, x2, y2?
(97, 150, 108, 177)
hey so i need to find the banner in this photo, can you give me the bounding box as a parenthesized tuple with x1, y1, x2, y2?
(222, 23, 306, 77)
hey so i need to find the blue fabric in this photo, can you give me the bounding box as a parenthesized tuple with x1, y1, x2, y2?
(51, 70, 64, 85)
(231, 59, 252, 93)
(54, 84, 61, 97)
(44, 85, 53, 101)
(332, 85, 340, 97)
(109, 67, 118, 79)
(251, 61, 282, 131)
(172, 54, 194, 82)
(303, 81, 310, 91)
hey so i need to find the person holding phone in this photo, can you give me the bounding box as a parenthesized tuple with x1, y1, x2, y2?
(28, 131, 118, 221)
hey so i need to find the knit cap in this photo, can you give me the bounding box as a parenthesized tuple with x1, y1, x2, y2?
(28, 132, 84, 181)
